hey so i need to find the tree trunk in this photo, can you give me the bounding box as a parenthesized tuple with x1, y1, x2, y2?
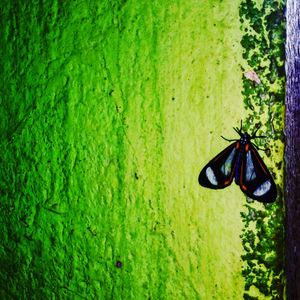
(285, 0, 300, 298)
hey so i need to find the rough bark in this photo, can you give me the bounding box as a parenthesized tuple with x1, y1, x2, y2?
(285, 0, 300, 299)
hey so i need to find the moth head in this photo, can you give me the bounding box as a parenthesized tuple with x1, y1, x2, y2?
(240, 132, 251, 144)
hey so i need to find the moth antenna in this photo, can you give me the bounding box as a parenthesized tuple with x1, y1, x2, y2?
(252, 124, 262, 138)
(235, 120, 243, 135)
(233, 127, 241, 136)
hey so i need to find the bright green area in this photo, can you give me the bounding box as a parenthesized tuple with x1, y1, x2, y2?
(0, 0, 284, 299)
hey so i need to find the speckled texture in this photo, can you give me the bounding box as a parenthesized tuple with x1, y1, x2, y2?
(0, 1, 283, 299)
(239, 0, 285, 299)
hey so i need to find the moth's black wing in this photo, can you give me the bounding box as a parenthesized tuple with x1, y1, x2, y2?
(239, 143, 277, 203)
(199, 142, 239, 189)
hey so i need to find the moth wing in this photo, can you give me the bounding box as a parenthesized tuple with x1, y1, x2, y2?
(239, 143, 277, 203)
(199, 142, 239, 189)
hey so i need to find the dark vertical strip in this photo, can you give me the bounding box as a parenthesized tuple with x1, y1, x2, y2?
(285, 0, 300, 299)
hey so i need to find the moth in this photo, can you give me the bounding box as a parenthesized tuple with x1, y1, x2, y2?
(198, 123, 277, 203)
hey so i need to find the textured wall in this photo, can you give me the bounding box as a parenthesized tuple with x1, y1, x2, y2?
(0, 0, 283, 299)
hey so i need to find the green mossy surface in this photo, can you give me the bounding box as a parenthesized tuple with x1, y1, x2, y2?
(239, 0, 285, 299)
(0, 0, 284, 299)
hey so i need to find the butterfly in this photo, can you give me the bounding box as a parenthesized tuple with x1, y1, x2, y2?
(198, 123, 277, 203)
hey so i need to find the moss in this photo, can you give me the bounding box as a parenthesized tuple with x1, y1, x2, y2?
(239, 0, 285, 298)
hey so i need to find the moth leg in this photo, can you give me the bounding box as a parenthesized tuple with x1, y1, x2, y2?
(221, 135, 238, 142)
(252, 143, 265, 151)
(251, 124, 268, 140)
(253, 135, 266, 139)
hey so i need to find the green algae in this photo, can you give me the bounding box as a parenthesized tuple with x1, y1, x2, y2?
(0, 0, 285, 299)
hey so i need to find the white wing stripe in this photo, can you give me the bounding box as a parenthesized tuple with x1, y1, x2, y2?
(221, 147, 236, 176)
(246, 151, 256, 182)
(206, 167, 218, 186)
(253, 180, 271, 196)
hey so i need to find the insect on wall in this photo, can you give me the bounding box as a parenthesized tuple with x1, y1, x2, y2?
(198, 122, 277, 203)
